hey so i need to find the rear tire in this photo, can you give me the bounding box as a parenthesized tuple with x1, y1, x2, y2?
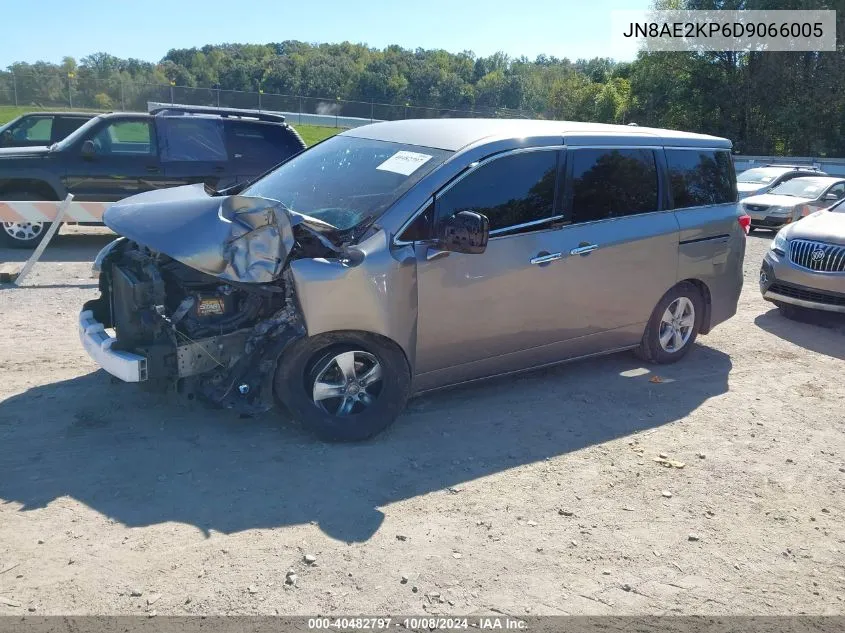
(274, 332, 411, 442)
(635, 282, 704, 364)
(0, 190, 52, 249)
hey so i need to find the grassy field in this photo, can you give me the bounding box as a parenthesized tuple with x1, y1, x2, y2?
(0, 105, 340, 147)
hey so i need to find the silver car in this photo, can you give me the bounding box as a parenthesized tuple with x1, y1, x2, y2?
(80, 119, 747, 441)
(743, 176, 845, 231)
(760, 197, 845, 315)
(736, 165, 827, 201)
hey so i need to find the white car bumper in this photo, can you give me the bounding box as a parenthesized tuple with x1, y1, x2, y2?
(79, 309, 148, 382)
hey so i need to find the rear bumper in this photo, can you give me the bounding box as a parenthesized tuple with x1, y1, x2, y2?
(79, 309, 148, 382)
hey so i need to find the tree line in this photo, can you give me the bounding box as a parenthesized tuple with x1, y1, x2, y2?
(1, 0, 842, 156)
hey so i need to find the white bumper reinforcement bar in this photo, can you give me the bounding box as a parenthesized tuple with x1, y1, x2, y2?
(79, 310, 148, 382)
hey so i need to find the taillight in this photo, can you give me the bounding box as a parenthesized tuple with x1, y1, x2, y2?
(738, 213, 751, 235)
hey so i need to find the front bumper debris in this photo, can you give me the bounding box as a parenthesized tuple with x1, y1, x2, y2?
(79, 310, 148, 382)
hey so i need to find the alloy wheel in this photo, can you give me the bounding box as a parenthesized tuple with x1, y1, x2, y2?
(658, 297, 695, 353)
(311, 350, 383, 416)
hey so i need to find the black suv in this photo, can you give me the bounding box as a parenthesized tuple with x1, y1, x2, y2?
(0, 111, 98, 148)
(0, 105, 307, 247)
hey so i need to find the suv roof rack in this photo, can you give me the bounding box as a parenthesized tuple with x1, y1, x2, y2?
(147, 103, 285, 124)
(763, 163, 820, 170)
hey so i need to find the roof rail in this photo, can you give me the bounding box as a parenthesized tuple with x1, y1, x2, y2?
(763, 163, 820, 170)
(147, 102, 286, 123)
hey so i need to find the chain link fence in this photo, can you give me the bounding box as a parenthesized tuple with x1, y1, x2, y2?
(0, 71, 536, 126)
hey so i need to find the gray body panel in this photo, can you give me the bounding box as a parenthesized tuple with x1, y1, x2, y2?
(675, 204, 746, 329)
(291, 121, 743, 393)
(92, 119, 745, 398)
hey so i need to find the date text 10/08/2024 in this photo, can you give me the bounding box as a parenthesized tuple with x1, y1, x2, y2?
(308, 617, 528, 630)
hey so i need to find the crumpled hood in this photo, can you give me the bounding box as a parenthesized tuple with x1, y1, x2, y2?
(742, 193, 806, 209)
(104, 184, 297, 283)
(784, 210, 845, 246)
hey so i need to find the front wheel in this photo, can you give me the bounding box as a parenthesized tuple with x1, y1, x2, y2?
(635, 282, 704, 364)
(274, 333, 411, 442)
(0, 191, 52, 249)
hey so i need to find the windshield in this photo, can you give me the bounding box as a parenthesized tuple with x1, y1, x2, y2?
(51, 115, 105, 151)
(737, 169, 779, 184)
(243, 135, 451, 231)
(769, 179, 827, 199)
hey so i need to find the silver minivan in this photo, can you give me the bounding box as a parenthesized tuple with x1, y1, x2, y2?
(80, 119, 747, 441)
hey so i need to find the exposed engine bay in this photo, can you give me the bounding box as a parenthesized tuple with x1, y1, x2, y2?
(82, 190, 355, 413)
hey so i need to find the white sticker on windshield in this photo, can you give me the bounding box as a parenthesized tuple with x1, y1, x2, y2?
(376, 151, 433, 176)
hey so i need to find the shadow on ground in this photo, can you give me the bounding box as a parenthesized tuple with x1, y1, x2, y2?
(0, 345, 732, 543)
(755, 306, 845, 360)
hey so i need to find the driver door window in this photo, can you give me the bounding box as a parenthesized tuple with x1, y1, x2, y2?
(436, 151, 560, 235)
(827, 183, 845, 200)
(91, 121, 155, 155)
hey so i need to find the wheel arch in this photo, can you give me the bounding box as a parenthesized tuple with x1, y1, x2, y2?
(290, 329, 413, 376)
(678, 278, 713, 334)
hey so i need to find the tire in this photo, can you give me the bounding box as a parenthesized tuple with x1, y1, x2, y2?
(635, 282, 704, 364)
(274, 332, 411, 442)
(0, 190, 52, 249)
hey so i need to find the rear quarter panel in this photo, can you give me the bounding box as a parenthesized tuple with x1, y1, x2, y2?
(675, 203, 745, 331)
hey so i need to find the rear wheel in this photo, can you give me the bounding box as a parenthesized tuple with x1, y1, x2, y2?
(635, 282, 704, 364)
(0, 190, 52, 249)
(274, 332, 411, 442)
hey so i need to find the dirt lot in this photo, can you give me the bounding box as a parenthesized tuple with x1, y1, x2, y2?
(0, 227, 843, 616)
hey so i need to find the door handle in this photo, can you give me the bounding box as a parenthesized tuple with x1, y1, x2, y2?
(145, 165, 159, 173)
(530, 252, 562, 265)
(570, 244, 598, 256)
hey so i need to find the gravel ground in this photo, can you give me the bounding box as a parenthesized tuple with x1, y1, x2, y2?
(0, 226, 843, 616)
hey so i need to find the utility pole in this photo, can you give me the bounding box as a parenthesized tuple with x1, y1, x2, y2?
(67, 72, 74, 108)
(12, 72, 17, 107)
(170, 80, 175, 104)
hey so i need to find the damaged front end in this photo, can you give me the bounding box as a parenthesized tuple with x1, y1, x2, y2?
(80, 185, 341, 413)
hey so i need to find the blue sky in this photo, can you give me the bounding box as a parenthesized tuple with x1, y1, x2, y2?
(2, 0, 648, 68)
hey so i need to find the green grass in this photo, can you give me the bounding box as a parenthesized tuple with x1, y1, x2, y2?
(0, 105, 102, 125)
(295, 123, 341, 146)
(1, 105, 341, 147)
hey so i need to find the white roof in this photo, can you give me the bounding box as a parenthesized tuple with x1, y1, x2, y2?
(342, 118, 732, 151)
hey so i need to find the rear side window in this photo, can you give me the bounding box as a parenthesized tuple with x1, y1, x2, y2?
(437, 151, 559, 234)
(227, 122, 303, 165)
(14, 116, 52, 142)
(666, 149, 735, 208)
(159, 117, 227, 162)
(568, 148, 658, 223)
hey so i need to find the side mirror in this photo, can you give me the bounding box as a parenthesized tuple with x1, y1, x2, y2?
(437, 210, 489, 255)
(81, 139, 96, 158)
